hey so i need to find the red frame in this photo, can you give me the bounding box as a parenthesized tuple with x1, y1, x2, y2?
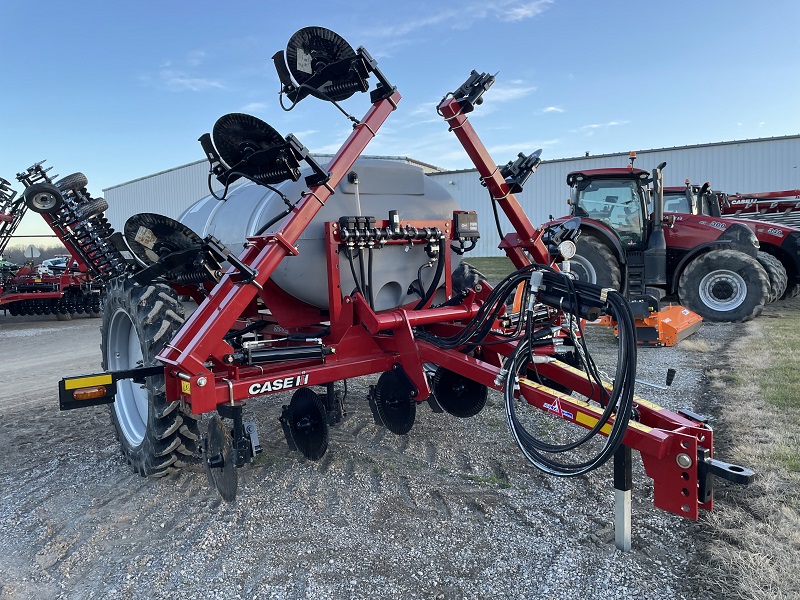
(143, 86, 723, 520)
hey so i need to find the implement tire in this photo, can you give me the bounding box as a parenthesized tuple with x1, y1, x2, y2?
(55, 172, 88, 192)
(678, 249, 768, 322)
(101, 277, 199, 476)
(75, 197, 109, 220)
(756, 252, 788, 303)
(570, 236, 621, 290)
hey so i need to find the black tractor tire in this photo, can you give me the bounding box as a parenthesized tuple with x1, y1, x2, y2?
(55, 172, 89, 192)
(678, 249, 769, 323)
(570, 236, 622, 289)
(756, 252, 788, 303)
(101, 277, 199, 476)
(783, 282, 800, 300)
(75, 197, 109, 220)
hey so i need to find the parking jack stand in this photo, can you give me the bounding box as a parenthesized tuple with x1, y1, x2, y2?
(614, 445, 632, 551)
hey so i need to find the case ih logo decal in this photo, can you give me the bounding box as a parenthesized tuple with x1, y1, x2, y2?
(249, 373, 309, 395)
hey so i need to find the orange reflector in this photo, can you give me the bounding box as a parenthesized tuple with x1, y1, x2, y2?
(73, 386, 108, 401)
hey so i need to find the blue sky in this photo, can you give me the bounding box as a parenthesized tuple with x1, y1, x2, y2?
(2, 0, 798, 242)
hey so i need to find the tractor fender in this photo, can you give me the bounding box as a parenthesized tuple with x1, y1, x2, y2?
(577, 221, 627, 264)
(717, 222, 760, 258)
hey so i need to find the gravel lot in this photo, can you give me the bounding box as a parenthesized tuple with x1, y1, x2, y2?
(0, 308, 746, 599)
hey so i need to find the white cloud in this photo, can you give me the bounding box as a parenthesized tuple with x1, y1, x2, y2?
(186, 50, 206, 67)
(542, 106, 564, 113)
(502, 0, 554, 21)
(571, 120, 628, 134)
(160, 70, 225, 92)
(367, 0, 553, 37)
(487, 83, 537, 102)
(241, 102, 268, 113)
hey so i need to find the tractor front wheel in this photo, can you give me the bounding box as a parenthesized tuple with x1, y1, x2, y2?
(101, 277, 199, 476)
(570, 236, 622, 290)
(678, 249, 769, 322)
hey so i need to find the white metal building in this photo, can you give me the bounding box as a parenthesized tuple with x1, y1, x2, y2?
(104, 135, 799, 257)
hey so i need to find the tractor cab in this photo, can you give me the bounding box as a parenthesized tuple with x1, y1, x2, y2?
(568, 168, 651, 248)
(664, 181, 723, 217)
(567, 164, 669, 293)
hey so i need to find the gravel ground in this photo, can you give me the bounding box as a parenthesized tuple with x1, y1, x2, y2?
(0, 309, 744, 599)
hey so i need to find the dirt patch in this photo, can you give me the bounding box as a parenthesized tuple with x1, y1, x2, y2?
(0, 311, 756, 599)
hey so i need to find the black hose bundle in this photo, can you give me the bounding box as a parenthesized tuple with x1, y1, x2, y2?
(417, 261, 637, 476)
(503, 277, 637, 476)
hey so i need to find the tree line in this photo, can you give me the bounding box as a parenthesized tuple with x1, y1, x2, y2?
(1, 243, 70, 266)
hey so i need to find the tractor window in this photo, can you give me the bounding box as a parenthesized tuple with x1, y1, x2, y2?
(664, 193, 691, 214)
(575, 179, 645, 246)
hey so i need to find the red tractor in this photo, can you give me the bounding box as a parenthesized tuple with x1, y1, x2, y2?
(545, 161, 769, 333)
(664, 182, 800, 301)
(57, 30, 753, 540)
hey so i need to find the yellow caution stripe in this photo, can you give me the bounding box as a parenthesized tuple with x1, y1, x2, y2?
(63, 374, 114, 390)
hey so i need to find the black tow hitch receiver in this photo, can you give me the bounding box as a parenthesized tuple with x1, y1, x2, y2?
(58, 366, 163, 411)
(697, 447, 756, 503)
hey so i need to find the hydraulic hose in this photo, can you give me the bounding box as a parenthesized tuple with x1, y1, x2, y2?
(414, 237, 447, 310)
(503, 282, 636, 476)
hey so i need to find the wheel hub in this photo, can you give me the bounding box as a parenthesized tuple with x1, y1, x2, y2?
(569, 255, 597, 284)
(699, 269, 747, 311)
(107, 308, 148, 446)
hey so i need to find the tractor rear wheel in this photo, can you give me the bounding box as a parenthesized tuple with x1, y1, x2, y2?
(570, 236, 622, 290)
(756, 252, 788, 303)
(783, 282, 800, 300)
(678, 249, 768, 322)
(101, 277, 199, 476)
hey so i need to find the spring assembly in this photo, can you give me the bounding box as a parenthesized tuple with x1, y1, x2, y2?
(174, 269, 212, 285)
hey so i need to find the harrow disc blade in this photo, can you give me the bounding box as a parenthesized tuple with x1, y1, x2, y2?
(374, 370, 416, 435)
(432, 367, 487, 418)
(285, 388, 329, 461)
(204, 415, 238, 503)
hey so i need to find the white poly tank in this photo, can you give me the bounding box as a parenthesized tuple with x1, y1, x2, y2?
(179, 159, 463, 311)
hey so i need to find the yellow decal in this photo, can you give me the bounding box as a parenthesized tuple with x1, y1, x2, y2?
(181, 380, 191, 394)
(634, 397, 664, 412)
(576, 412, 613, 435)
(64, 374, 113, 390)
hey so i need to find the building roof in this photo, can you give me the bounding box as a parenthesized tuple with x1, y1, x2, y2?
(432, 133, 800, 176)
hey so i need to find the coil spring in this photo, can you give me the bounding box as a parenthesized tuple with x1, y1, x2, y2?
(254, 166, 298, 184)
(322, 79, 366, 98)
(174, 269, 210, 284)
